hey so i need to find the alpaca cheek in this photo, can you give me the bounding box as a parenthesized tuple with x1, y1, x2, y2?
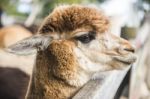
(48, 40, 78, 83)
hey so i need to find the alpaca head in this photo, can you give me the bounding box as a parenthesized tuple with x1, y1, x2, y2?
(7, 5, 136, 86)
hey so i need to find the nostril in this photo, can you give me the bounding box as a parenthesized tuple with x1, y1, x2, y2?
(124, 48, 135, 53)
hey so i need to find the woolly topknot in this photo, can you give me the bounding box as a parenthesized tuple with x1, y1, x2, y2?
(38, 5, 109, 34)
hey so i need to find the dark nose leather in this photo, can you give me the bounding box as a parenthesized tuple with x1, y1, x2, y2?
(124, 48, 135, 53)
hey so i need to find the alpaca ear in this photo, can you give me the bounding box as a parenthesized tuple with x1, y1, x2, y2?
(6, 35, 52, 55)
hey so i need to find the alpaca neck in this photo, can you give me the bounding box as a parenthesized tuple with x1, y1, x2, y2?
(26, 51, 80, 99)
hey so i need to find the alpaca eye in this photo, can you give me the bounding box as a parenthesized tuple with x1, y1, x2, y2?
(75, 31, 96, 43)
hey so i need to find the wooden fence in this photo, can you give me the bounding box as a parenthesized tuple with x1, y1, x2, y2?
(73, 67, 130, 99)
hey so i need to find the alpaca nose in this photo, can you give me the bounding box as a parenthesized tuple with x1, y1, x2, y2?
(109, 33, 135, 53)
(122, 43, 135, 53)
(124, 47, 135, 53)
(121, 39, 135, 53)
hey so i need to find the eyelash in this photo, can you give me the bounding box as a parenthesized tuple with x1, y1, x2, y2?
(75, 31, 96, 43)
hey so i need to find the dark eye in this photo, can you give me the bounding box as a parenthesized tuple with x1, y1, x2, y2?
(75, 31, 96, 43)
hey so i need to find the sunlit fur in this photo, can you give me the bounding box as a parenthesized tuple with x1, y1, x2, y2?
(21, 5, 136, 99)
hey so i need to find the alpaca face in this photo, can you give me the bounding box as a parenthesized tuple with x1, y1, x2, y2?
(72, 31, 136, 72)
(7, 5, 136, 82)
(38, 5, 136, 73)
(45, 28, 136, 74)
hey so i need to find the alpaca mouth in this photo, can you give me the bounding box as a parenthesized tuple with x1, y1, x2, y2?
(116, 59, 134, 65)
(113, 54, 137, 65)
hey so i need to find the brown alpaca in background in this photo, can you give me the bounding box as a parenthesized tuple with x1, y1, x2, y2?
(7, 5, 136, 99)
(0, 25, 32, 48)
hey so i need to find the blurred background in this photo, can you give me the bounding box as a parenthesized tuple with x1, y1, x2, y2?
(0, 0, 150, 99)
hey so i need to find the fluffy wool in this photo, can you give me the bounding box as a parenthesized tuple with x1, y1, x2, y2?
(7, 5, 136, 99)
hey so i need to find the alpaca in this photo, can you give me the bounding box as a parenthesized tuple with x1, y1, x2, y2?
(0, 25, 32, 48)
(7, 5, 136, 99)
(0, 67, 29, 99)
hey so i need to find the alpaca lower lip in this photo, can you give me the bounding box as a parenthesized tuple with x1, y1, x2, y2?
(113, 55, 137, 65)
(116, 59, 132, 65)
